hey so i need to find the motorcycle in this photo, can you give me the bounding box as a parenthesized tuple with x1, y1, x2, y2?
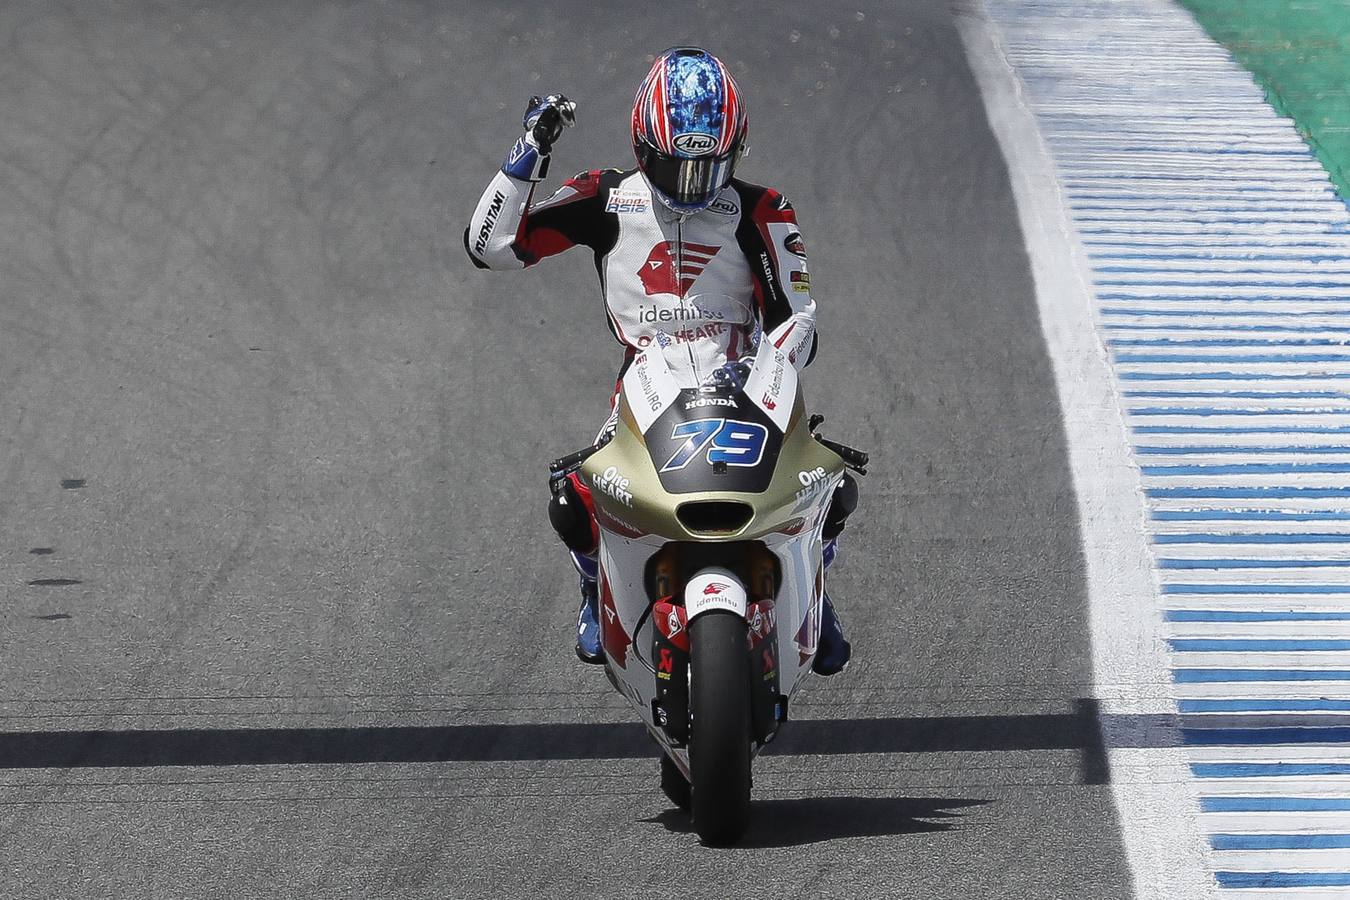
(548, 334, 867, 845)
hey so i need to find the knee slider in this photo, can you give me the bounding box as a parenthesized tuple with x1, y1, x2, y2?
(822, 472, 858, 541)
(549, 480, 596, 554)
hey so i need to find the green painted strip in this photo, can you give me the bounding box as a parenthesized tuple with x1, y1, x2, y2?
(1178, 0, 1350, 203)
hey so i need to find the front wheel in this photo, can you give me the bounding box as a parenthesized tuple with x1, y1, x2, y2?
(688, 610, 752, 845)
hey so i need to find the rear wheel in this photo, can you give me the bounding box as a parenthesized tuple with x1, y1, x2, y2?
(688, 610, 752, 845)
(660, 753, 691, 811)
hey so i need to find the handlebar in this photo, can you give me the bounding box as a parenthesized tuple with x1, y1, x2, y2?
(549, 444, 602, 477)
(814, 435, 869, 475)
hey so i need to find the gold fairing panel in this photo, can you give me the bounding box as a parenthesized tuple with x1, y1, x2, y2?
(581, 388, 845, 541)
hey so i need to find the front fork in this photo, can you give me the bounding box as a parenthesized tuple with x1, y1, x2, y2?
(650, 596, 783, 748)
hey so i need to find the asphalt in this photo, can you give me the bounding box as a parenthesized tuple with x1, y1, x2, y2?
(0, 1, 1135, 897)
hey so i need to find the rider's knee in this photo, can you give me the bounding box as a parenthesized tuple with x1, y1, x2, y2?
(549, 472, 598, 555)
(822, 472, 858, 541)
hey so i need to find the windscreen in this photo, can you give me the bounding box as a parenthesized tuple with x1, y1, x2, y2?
(644, 383, 784, 494)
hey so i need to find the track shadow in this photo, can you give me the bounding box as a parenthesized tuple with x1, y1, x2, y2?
(643, 796, 991, 848)
(0, 700, 1113, 783)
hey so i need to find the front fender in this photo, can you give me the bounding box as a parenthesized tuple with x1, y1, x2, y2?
(684, 568, 748, 621)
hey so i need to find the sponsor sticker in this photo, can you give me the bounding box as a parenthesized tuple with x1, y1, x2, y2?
(634, 355, 662, 413)
(784, 231, 807, 259)
(639, 303, 725, 324)
(707, 196, 740, 216)
(797, 466, 829, 487)
(605, 189, 650, 214)
(790, 270, 811, 293)
(684, 396, 738, 410)
(794, 466, 833, 506)
(672, 132, 717, 155)
(592, 465, 634, 507)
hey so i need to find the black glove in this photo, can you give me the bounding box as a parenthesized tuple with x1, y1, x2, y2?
(523, 94, 577, 155)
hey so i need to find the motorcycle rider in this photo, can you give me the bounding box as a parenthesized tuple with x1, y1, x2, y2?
(465, 47, 854, 675)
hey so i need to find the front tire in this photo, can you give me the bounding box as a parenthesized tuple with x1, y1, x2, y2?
(688, 610, 752, 845)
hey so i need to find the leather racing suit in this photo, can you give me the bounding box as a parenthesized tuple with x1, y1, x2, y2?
(464, 167, 817, 380)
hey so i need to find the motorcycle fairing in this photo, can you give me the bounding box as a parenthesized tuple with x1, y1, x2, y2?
(583, 340, 845, 766)
(621, 338, 797, 435)
(645, 390, 783, 494)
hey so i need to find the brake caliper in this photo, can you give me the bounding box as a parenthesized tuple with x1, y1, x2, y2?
(651, 599, 690, 745)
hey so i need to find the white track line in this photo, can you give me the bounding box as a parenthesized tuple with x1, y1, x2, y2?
(959, 7, 1217, 897)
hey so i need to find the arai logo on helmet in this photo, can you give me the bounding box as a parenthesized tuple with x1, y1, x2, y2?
(672, 132, 717, 155)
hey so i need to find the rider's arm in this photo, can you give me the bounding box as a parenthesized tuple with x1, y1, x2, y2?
(736, 187, 817, 370)
(464, 168, 613, 269)
(464, 94, 617, 270)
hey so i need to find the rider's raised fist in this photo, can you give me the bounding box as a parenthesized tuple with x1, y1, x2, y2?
(523, 94, 576, 155)
(502, 94, 576, 183)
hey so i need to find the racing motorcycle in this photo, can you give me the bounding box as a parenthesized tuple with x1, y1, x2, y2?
(548, 332, 867, 845)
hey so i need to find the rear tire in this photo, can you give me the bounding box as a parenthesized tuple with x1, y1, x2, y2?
(660, 753, 691, 811)
(688, 610, 752, 845)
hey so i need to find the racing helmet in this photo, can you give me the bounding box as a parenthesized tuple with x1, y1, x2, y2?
(631, 47, 748, 213)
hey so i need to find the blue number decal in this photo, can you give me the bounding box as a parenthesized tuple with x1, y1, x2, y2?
(660, 419, 768, 472)
(709, 422, 768, 467)
(661, 419, 723, 472)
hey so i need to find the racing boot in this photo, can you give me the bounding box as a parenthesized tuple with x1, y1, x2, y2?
(813, 592, 851, 676)
(575, 575, 605, 665)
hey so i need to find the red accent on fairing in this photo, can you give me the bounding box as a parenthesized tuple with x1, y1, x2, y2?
(773, 322, 795, 349)
(747, 599, 776, 649)
(595, 505, 646, 540)
(600, 571, 631, 668)
(653, 600, 690, 653)
(565, 470, 599, 553)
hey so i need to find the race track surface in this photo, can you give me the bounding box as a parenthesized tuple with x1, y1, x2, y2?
(0, 1, 1134, 896)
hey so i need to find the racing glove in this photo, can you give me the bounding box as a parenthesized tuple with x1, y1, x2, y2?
(709, 359, 752, 392)
(502, 94, 576, 182)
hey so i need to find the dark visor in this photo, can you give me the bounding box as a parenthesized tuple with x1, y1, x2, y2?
(636, 141, 736, 209)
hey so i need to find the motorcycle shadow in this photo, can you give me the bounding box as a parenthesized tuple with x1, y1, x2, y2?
(642, 795, 989, 848)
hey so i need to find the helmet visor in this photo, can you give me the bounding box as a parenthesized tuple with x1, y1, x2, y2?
(636, 141, 736, 210)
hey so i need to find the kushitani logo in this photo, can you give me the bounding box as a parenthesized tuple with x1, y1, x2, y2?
(473, 191, 505, 256)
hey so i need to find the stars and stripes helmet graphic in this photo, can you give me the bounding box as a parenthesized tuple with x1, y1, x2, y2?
(631, 47, 748, 213)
